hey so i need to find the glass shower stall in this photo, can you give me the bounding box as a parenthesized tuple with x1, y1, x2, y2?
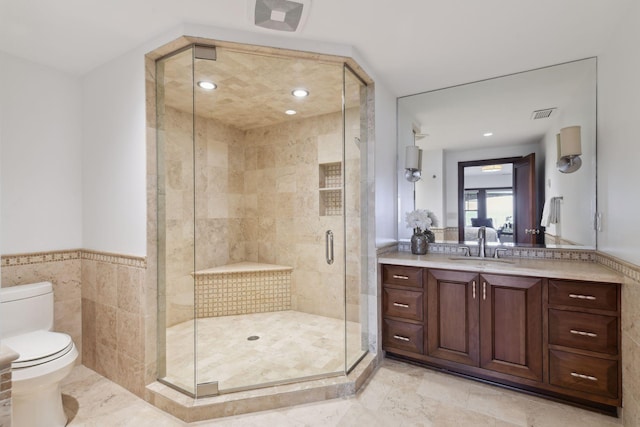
(155, 43, 369, 397)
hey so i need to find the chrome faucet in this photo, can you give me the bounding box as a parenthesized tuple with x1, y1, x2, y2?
(477, 226, 486, 258)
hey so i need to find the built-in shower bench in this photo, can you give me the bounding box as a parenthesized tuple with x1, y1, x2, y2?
(192, 262, 292, 318)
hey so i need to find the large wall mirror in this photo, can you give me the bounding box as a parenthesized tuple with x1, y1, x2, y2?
(397, 58, 597, 248)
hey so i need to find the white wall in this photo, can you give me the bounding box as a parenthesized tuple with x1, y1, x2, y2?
(597, 1, 640, 265)
(0, 52, 83, 254)
(81, 49, 148, 256)
(373, 82, 398, 245)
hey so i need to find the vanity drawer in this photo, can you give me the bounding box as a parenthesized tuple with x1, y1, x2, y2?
(383, 288, 423, 321)
(383, 319, 424, 354)
(549, 350, 618, 399)
(382, 265, 423, 288)
(549, 309, 618, 354)
(548, 280, 618, 312)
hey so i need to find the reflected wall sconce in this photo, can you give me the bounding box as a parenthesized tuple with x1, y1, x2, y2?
(556, 125, 582, 174)
(405, 145, 422, 182)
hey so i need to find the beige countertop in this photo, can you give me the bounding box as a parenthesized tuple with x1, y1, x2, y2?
(378, 251, 624, 283)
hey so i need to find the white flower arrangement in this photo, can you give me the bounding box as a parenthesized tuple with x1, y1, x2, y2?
(405, 209, 439, 232)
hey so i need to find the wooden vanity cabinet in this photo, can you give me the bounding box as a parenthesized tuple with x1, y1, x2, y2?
(382, 265, 425, 354)
(426, 270, 542, 380)
(426, 269, 479, 366)
(381, 264, 622, 413)
(479, 273, 543, 381)
(547, 279, 621, 406)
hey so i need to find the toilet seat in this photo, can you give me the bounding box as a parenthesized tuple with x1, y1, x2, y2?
(3, 330, 74, 369)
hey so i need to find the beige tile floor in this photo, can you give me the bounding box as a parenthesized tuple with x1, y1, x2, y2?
(164, 311, 365, 392)
(62, 358, 623, 426)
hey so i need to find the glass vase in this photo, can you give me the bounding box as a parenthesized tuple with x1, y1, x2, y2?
(410, 228, 428, 255)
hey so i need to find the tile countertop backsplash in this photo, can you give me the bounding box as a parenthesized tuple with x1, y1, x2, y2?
(378, 251, 625, 284)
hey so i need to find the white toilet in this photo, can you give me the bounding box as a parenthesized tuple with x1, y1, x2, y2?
(0, 282, 78, 427)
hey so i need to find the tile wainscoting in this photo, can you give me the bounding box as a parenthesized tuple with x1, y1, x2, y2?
(0, 249, 148, 398)
(80, 250, 148, 397)
(1, 250, 83, 362)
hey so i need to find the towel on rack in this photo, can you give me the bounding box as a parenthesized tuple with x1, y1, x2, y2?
(541, 197, 561, 226)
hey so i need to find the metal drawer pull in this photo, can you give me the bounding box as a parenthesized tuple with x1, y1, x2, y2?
(472, 281, 476, 299)
(482, 282, 487, 300)
(571, 372, 598, 381)
(393, 335, 410, 342)
(569, 293, 596, 301)
(570, 329, 598, 338)
(392, 274, 409, 280)
(393, 302, 410, 308)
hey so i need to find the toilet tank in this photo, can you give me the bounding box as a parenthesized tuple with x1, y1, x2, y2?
(0, 282, 54, 338)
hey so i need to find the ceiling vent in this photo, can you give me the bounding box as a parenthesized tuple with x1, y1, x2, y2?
(249, 0, 311, 32)
(530, 108, 557, 120)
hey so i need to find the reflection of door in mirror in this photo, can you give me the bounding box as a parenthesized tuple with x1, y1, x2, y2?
(514, 153, 540, 244)
(458, 154, 540, 244)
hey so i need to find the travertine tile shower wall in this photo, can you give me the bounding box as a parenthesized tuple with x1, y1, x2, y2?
(162, 105, 361, 325)
(244, 112, 346, 320)
(161, 106, 247, 327)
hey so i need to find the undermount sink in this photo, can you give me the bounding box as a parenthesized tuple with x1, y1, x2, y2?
(448, 256, 515, 264)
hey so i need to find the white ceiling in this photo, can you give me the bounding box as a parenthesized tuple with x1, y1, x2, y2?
(0, 0, 633, 96)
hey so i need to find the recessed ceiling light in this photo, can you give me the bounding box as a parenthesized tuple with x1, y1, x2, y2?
(483, 132, 493, 137)
(292, 88, 309, 97)
(285, 110, 297, 115)
(197, 81, 217, 90)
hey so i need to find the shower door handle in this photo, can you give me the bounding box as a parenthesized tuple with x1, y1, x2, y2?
(325, 230, 334, 265)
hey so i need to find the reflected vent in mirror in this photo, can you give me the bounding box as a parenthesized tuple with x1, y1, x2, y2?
(531, 108, 557, 120)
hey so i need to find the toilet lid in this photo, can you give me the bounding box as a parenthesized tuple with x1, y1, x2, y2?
(4, 330, 74, 369)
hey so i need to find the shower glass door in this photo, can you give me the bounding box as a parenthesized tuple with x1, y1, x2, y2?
(343, 65, 368, 372)
(156, 46, 197, 395)
(157, 43, 369, 397)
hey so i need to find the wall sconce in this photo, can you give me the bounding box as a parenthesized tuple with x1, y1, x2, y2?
(556, 125, 582, 174)
(405, 145, 422, 182)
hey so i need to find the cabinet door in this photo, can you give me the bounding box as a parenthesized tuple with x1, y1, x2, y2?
(479, 274, 542, 381)
(427, 269, 479, 366)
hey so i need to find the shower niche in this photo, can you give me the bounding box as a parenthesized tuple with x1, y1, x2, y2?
(319, 162, 342, 216)
(155, 42, 371, 398)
